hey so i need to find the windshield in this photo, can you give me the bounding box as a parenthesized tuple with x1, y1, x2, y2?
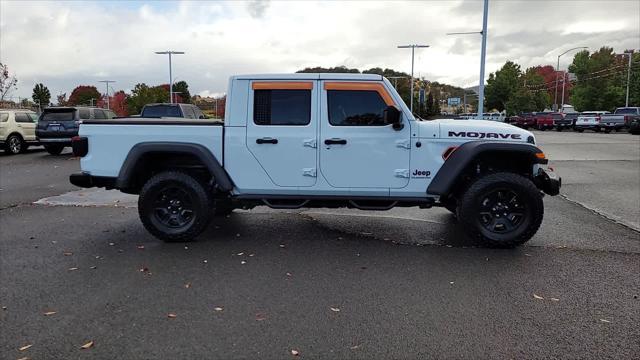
(41, 110, 75, 122)
(142, 105, 182, 118)
(615, 108, 638, 115)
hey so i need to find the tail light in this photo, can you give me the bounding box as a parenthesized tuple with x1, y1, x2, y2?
(71, 136, 88, 157)
(595, 116, 601, 123)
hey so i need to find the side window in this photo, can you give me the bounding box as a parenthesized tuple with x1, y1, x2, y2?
(105, 110, 116, 119)
(28, 113, 39, 122)
(183, 106, 196, 119)
(327, 90, 387, 126)
(15, 113, 31, 123)
(253, 90, 311, 125)
(0, 113, 8, 122)
(93, 109, 106, 119)
(78, 108, 91, 120)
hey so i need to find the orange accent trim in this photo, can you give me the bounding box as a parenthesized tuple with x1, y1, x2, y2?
(324, 82, 396, 106)
(442, 146, 458, 160)
(252, 82, 313, 90)
(535, 152, 546, 159)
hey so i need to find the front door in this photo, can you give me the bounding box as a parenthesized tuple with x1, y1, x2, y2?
(319, 81, 411, 189)
(246, 81, 318, 187)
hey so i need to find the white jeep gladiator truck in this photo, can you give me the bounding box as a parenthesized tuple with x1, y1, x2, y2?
(70, 73, 560, 247)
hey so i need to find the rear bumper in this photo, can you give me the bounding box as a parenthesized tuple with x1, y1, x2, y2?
(38, 137, 73, 145)
(70, 172, 117, 189)
(534, 168, 561, 196)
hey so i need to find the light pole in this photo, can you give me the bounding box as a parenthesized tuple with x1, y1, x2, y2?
(98, 80, 115, 110)
(397, 44, 430, 113)
(620, 52, 634, 107)
(446, 0, 489, 119)
(554, 46, 587, 111)
(155, 51, 185, 104)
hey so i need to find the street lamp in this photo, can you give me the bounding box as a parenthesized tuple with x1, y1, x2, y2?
(397, 44, 430, 113)
(98, 80, 115, 110)
(554, 46, 587, 111)
(446, 0, 489, 119)
(155, 51, 185, 104)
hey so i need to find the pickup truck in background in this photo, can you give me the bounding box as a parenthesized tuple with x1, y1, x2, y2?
(70, 73, 560, 248)
(533, 112, 555, 131)
(599, 107, 640, 132)
(514, 113, 536, 129)
(551, 112, 573, 131)
(574, 111, 610, 132)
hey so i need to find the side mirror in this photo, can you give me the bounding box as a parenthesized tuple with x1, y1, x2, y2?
(384, 106, 402, 130)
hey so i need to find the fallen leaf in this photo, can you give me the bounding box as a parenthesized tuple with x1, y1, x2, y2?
(249, 254, 255, 257)
(63, 251, 73, 256)
(19, 344, 33, 351)
(330, 307, 341, 312)
(550, 298, 560, 302)
(237, 252, 244, 256)
(524, 253, 532, 257)
(80, 341, 94, 349)
(68, 267, 79, 271)
(108, 243, 115, 246)
(533, 294, 544, 300)
(600, 319, 611, 323)
(43, 311, 57, 316)
(203, 260, 208, 264)
(167, 313, 177, 318)
(90, 266, 97, 269)
(290, 349, 300, 356)
(184, 246, 189, 250)
(214, 307, 224, 312)
(449, 281, 455, 285)
(137, 245, 145, 250)
(184, 283, 191, 289)
(241, 261, 246, 265)
(279, 244, 286, 248)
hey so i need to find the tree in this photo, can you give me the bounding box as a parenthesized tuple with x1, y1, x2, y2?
(32, 83, 51, 108)
(172, 81, 191, 103)
(57, 93, 68, 106)
(484, 61, 522, 112)
(0, 63, 18, 101)
(426, 92, 435, 116)
(126, 83, 169, 114)
(68, 85, 101, 106)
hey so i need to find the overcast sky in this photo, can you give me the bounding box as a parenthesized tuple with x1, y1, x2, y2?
(1, 0, 638, 100)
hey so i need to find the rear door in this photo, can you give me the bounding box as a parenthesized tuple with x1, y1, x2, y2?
(37, 108, 77, 139)
(246, 81, 318, 187)
(319, 81, 411, 189)
(15, 112, 36, 141)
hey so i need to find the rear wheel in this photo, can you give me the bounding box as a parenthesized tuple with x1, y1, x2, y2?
(457, 172, 543, 247)
(5, 135, 22, 155)
(44, 144, 64, 155)
(138, 171, 213, 242)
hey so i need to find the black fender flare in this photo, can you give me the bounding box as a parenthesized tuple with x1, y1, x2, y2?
(426, 141, 546, 197)
(116, 142, 233, 192)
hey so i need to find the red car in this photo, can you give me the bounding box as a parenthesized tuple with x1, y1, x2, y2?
(533, 112, 555, 131)
(515, 113, 536, 129)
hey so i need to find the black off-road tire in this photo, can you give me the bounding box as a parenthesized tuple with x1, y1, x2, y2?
(138, 171, 213, 242)
(44, 144, 64, 155)
(457, 172, 543, 248)
(5, 134, 23, 155)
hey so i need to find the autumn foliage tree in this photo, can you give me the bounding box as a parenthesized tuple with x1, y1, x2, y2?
(0, 62, 18, 101)
(96, 90, 129, 116)
(68, 85, 101, 106)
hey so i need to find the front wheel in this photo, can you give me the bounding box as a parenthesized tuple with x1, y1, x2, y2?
(138, 171, 213, 242)
(457, 172, 544, 247)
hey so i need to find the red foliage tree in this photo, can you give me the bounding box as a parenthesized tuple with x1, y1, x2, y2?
(68, 85, 101, 106)
(534, 65, 572, 106)
(97, 90, 129, 116)
(157, 84, 182, 103)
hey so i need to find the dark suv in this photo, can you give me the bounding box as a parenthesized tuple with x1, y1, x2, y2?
(36, 107, 115, 155)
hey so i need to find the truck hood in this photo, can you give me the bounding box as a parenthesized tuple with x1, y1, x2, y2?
(418, 119, 535, 144)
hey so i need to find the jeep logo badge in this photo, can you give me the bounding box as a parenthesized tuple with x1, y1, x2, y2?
(448, 131, 522, 140)
(412, 169, 431, 178)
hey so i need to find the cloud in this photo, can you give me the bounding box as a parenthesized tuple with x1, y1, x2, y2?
(1, 0, 638, 99)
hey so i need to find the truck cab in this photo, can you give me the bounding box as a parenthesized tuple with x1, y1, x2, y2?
(70, 73, 560, 247)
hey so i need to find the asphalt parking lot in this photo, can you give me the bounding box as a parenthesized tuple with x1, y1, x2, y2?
(1, 131, 639, 359)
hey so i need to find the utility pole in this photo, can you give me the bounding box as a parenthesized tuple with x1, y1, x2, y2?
(98, 80, 115, 110)
(397, 44, 430, 114)
(621, 52, 633, 107)
(155, 51, 185, 104)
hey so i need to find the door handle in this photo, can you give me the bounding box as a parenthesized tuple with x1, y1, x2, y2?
(324, 138, 347, 145)
(256, 138, 278, 144)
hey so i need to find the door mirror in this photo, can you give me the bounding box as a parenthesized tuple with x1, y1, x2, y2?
(384, 106, 402, 130)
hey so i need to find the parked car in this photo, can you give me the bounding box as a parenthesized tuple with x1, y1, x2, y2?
(551, 112, 572, 131)
(515, 113, 536, 129)
(563, 113, 579, 129)
(599, 107, 640, 132)
(0, 109, 40, 154)
(70, 73, 560, 247)
(36, 107, 116, 155)
(140, 103, 206, 119)
(533, 112, 555, 131)
(629, 117, 640, 135)
(574, 111, 610, 132)
(506, 115, 522, 124)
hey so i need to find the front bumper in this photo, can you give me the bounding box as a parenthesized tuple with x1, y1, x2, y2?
(70, 172, 116, 189)
(534, 168, 561, 196)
